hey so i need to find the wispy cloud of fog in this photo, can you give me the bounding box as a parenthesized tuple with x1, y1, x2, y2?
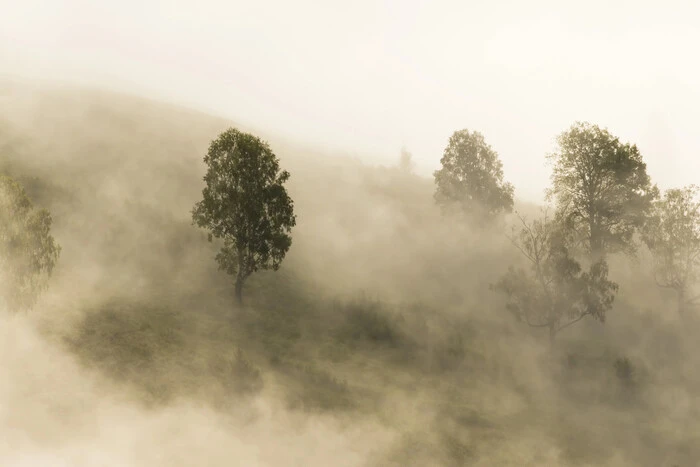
(0, 311, 397, 467)
(2, 79, 700, 466)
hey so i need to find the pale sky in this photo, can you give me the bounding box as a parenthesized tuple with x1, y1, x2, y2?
(1, 0, 699, 202)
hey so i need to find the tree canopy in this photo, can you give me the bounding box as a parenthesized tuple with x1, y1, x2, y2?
(494, 210, 618, 344)
(547, 122, 657, 261)
(192, 128, 297, 305)
(0, 175, 61, 311)
(642, 185, 700, 313)
(434, 129, 514, 220)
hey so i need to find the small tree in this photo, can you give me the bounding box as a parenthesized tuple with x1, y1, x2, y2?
(547, 122, 657, 261)
(192, 128, 297, 306)
(642, 185, 700, 314)
(0, 175, 61, 311)
(398, 147, 415, 174)
(493, 210, 618, 345)
(434, 129, 514, 220)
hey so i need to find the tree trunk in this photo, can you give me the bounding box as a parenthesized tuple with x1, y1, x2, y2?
(235, 246, 245, 307)
(590, 230, 604, 263)
(235, 272, 244, 306)
(677, 287, 685, 315)
(588, 216, 605, 264)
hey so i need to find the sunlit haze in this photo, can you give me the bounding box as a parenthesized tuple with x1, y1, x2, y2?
(3, 0, 699, 202)
(5, 2, 700, 466)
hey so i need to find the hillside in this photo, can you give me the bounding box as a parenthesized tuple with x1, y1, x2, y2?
(1, 80, 699, 466)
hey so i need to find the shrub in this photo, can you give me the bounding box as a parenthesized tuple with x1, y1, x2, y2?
(613, 357, 636, 387)
(285, 363, 354, 412)
(213, 348, 264, 397)
(335, 298, 403, 347)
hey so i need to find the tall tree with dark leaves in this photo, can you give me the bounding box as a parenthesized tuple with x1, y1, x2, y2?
(547, 122, 658, 262)
(434, 129, 514, 220)
(192, 128, 296, 306)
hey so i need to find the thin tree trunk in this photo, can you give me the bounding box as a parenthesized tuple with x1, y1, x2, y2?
(678, 287, 685, 315)
(589, 217, 605, 264)
(235, 246, 245, 307)
(235, 272, 244, 306)
(590, 233, 604, 263)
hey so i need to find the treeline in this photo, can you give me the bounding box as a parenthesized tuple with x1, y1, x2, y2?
(186, 121, 699, 349)
(432, 122, 696, 344)
(3, 118, 697, 354)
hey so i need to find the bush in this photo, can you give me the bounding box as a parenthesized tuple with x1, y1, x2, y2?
(335, 298, 403, 347)
(284, 363, 354, 412)
(212, 348, 264, 396)
(67, 299, 186, 376)
(613, 356, 636, 387)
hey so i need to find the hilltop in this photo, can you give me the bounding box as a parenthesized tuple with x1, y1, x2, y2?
(1, 80, 698, 466)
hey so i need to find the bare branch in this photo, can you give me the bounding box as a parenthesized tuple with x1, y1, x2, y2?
(557, 312, 589, 333)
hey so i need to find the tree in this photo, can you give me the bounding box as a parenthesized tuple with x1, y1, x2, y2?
(192, 128, 297, 306)
(642, 185, 700, 314)
(493, 210, 618, 345)
(433, 129, 514, 219)
(547, 122, 657, 262)
(398, 147, 415, 174)
(0, 175, 60, 311)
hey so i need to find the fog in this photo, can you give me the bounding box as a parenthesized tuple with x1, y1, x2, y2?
(0, 79, 698, 466)
(3, 0, 700, 202)
(2, 5, 700, 466)
(1, 312, 401, 467)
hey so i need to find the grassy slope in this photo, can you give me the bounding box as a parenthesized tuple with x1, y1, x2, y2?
(1, 80, 700, 466)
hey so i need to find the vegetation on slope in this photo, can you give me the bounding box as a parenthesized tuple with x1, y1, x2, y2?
(1, 82, 700, 466)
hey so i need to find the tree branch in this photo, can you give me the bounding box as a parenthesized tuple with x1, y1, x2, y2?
(653, 272, 676, 290)
(557, 313, 589, 333)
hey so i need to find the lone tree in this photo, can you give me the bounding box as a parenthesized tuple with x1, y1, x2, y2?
(493, 210, 618, 345)
(642, 185, 700, 314)
(0, 175, 60, 311)
(192, 128, 297, 305)
(434, 129, 514, 220)
(398, 147, 415, 174)
(547, 122, 657, 262)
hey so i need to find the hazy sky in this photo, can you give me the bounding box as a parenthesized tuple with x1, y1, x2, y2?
(2, 0, 699, 202)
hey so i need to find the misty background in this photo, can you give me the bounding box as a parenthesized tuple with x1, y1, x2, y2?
(2, 2, 700, 467)
(3, 0, 700, 201)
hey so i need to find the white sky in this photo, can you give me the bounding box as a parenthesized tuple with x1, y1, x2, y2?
(1, 0, 699, 202)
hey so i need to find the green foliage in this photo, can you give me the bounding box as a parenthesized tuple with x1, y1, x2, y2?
(212, 348, 264, 396)
(284, 363, 354, 412)
(67, 297, 267, 405)
(642, 185, 700, 313)
(433, 129, 514, 220)
(67, 299, 187, 403)
(334, 298, 404, 347)
(494, 210, 618, 342)
(613, 356, 635, 386)
(244, 303, 302, 362)
(192, 127, 296, 304)
(68, 300, 186, 370)
(13, 86, 700, 464)
(0, 175, 60, 311)
(547, 122, 657, 260)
